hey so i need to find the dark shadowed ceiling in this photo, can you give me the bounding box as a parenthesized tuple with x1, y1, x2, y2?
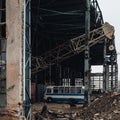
(31, 0, 105, 82)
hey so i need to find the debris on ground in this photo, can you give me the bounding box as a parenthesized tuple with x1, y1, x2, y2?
(0, 92, 120, 119)
(0, 110, 18, 120)
(80, 92, 120, 120)
(32, 92, 120, 120)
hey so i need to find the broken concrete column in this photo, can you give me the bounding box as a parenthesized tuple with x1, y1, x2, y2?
(6, 0, 25, 110)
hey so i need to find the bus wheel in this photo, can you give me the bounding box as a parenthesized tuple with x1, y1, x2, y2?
(68, 98, 76, 107)
(47, 97, 52, 103)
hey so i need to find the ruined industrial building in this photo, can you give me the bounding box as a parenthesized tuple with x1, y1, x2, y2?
(0, 0, 119, 120)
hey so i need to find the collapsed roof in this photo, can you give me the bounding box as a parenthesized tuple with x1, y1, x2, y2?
(31, 0, 115, 82)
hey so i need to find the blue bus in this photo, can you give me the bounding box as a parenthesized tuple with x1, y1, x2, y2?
(44, 86, 86, 103)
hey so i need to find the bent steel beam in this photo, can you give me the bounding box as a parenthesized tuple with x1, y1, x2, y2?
(32, 23, 115, 74)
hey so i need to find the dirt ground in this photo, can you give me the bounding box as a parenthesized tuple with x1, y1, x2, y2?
(0, 92, 120, 120)
(32, 92, 120, 120)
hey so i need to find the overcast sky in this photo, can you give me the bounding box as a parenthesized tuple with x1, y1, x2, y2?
(97, 0, 120, 80)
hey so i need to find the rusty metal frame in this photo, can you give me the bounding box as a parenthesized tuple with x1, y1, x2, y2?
(31, 0, 105, 75)
(91, 0, 104, 24)
(32, 26, 105, 74)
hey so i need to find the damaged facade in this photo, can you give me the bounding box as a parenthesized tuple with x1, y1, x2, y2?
(0, 0, 118, 119)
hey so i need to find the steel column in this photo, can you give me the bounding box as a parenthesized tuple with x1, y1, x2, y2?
(0, 0, 6, 109)
(115, 63, 118, 91)
(103, 38, 107, 91)
(24, 0, 31, 119)
(84, 0, 90, 104)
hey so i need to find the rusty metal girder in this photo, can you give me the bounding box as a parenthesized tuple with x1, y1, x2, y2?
(32, 24, 111, 74)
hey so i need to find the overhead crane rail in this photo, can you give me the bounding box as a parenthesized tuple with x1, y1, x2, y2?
(32, 22, 114, 74)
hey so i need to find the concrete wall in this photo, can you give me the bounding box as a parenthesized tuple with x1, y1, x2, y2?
(6, 0, 25, 110)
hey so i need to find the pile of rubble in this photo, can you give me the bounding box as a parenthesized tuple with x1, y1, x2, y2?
(0, 110, 18, 120)
(32, 92, 120, 120)
(1, 92, 119, 120)
(80, 92, 120, 119)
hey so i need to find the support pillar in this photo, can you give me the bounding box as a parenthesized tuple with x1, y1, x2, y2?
(115, 63, 118, 91)
(6, 0, 31, 119)
(6, 0, 25, 110)
(84, 0, 91, 104)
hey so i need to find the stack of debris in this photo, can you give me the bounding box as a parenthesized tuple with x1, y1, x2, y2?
(0, 110, 18, 120)
(80, 92, 120, 119)
(32, 92, 120, 120)
(0, 93, 119, 119)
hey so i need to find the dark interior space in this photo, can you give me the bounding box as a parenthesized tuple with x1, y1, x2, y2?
(31, 0, 104, 84)
(0, 0, 6, 38)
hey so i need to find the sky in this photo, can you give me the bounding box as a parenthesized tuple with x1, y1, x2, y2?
(97, 0, 120, 80)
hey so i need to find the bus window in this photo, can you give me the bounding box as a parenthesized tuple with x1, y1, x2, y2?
(76, 87, 81, 93)
(44, 86, 85, 103)
(47, 88, 52, 93)
(65, 87, 69, 93)
(53, 87, 58, 94)
(81, 88, 84, 93)
(59, 87, 64, 94)
(71, 87, 75, 94)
